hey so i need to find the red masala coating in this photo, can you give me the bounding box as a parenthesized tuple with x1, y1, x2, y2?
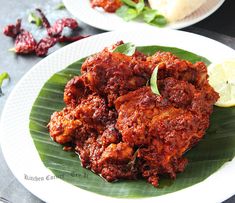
(90, 0, 139, 12)
(81, 42, 151, 106)
(48, 42, 219, 187)
(90, 0, 122, 12)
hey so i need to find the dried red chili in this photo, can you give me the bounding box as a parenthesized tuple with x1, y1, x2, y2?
(35, 37, 58, 56)
(35, 8, 51, 29)
(48, 18, 79, 37)
(3, 19, 22, 38)
(36, 8, 79, 37)
(3, 9, 90, 57)
(14, 30, 37, 54)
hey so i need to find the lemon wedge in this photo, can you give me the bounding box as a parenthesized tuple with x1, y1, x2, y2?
(208, 59, 235, 107)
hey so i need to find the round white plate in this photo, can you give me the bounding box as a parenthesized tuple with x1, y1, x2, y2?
(63, 0, 225, 30)
(1, 28, 235, 203)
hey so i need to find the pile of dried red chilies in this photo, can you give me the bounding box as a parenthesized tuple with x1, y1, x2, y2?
(3, 9, 89, 56)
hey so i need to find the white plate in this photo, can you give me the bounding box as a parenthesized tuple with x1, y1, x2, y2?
(63, 0, 225, 30)
(1, 28, 235, 203)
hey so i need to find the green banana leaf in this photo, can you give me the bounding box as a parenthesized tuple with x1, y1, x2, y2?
(29, 45, 235, 198)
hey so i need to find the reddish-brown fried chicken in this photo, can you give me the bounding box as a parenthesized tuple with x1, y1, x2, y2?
(90, 0, 139, 13)
(81, 42, 151, 106)
(48, 42, 219, 187)
(90, 0, 122, 12)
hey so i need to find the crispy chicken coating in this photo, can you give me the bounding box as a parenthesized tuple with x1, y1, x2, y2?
(48, 94, 116, 144)
(48, 42, 219, 187)
(90, 0, 139, 12)
(64, 76, 90, 107)
(90, 0, 122, 12)
(81, 43, 150, 106)
(148, 51, 208, 87)
(115, 82, 218, 186)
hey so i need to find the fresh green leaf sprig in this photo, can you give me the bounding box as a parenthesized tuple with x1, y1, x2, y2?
(113, 42, 136, 56)
(150, 64, 161, 95)
(28, 12, 42, 27)
(116, 0, 167, 27)
(0, 72, 10, 96)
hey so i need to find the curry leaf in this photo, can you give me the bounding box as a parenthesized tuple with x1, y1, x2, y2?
(113, 42, 136, 56)
(150, 64, 161, 95)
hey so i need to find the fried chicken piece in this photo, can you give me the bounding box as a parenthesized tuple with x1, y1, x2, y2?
(90, 0, 122, 12)
(75, 125, 137, 181)
(148, 52, 208, 87)
(48, 107, 82, 144)
(64, 76, 90, 107)
(90, 0, 140, 12)
(115, 81, 218, 186)
(100, 142, 133, 163)
(81, 44, 151, 106)
(49, 93, 137, 181)
(48, 94, 116, 145)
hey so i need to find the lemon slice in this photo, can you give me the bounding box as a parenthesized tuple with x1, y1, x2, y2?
(208, 59, 235, 107)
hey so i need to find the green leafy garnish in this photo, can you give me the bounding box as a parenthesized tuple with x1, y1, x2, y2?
(135, 0, 145, 13)
(143, 8, 168, 26)
(116, 1, 167, 27)
(116, 5, 139, 21)
(28, 12, 42, 27)
(0, 72, 10, 96)
(113, 43, 136, 56)
(149, 15, 168, 27)
(121, 0, 138, 8)
(117, 0, 145, 21)
(150, 64, 160, 95)
(56, 2, 66, 10)
(143, 8, 159, 23)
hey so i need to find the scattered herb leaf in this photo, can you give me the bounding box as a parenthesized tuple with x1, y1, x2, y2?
(113, 43, 136, 56)
(0, 72, 10, 96)
(28, 12, 42, 27)
(150, 65, 161, 95)
(56, 2, 66, 10)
